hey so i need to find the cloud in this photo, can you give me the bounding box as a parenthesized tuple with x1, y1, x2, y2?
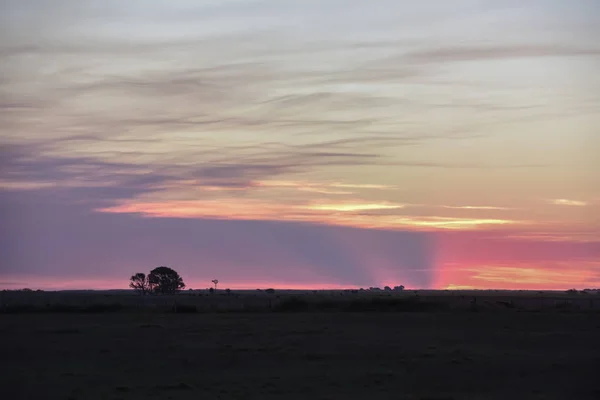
(389, 217, 518, 229)
(549, 199, 588, 207)
(404, 44, 600, 64)
(446, 263, 600, 290)
(3, 187, 597, 291)
(98, 198, 522, 231)
(1, 0, 598, 293)
(0, 141, 533, 232)
(329, 183, 395, 189)
(0, 140, 391, 201)
(306, 201, 405, 212)
(0, 143, 172, 206)
(253, 180, 397, 196)
(0, 189, 435, 289)
(441, 205, 513, 210)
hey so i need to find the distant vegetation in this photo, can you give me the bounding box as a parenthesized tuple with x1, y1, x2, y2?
(4, 277, 598, 315)
(3, 288, 599, 314)
(129, 266, 185, 295)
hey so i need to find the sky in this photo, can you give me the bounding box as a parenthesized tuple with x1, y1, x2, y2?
(1, 0, 599, 290)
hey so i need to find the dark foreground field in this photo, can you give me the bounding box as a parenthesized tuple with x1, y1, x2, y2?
(1, 311, 599, 400)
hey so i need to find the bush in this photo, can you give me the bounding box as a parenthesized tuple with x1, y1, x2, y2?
(265, 288, 275, 294)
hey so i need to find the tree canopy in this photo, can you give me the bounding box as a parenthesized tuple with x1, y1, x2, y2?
(129, 267, 185, 294)
(129, 272, 148, 295)
(148, 266, 185, 294)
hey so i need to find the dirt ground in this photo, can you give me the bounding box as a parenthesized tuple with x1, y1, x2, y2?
(1, 312, 599, 400)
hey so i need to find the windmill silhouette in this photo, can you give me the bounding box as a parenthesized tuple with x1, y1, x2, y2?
(211, 279, 219, 291)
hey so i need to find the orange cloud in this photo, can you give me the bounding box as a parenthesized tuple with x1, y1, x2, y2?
(441, 205, 512, 210)
(254, 180, 393, 194)
(329, 183, 395, 190)
(297, 187, 353, 195)
(549, 199, 587, 206)
(388, 216, 518, 229)
(306, 201, 405, 212)
(98, 198, 521, 231)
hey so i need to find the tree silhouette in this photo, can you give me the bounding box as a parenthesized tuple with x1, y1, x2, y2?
(148, 266, 185, 294)
(129, 273, 149, 295)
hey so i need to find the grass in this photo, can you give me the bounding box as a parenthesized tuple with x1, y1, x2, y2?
(1, 308, 599, 399)
(272, 295, 449, 312)
(1, 303, 125, 314)
(3, 289, 598, 314)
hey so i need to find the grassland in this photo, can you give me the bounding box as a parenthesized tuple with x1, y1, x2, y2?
(1, 290, 599, 399)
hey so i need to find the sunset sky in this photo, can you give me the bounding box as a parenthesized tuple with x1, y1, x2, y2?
(1, 0, 599, 290)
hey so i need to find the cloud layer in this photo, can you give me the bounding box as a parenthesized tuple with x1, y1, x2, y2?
(1, 0, 599, 289)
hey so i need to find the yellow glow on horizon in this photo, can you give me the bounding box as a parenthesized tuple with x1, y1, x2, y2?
(469, 265, 599, 285)
(306, 202, 404, 212)
(435, 261, 600, 291)
(445, 284, 477, 290)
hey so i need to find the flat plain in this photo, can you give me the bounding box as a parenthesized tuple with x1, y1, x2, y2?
(1, 291, 599, 400)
